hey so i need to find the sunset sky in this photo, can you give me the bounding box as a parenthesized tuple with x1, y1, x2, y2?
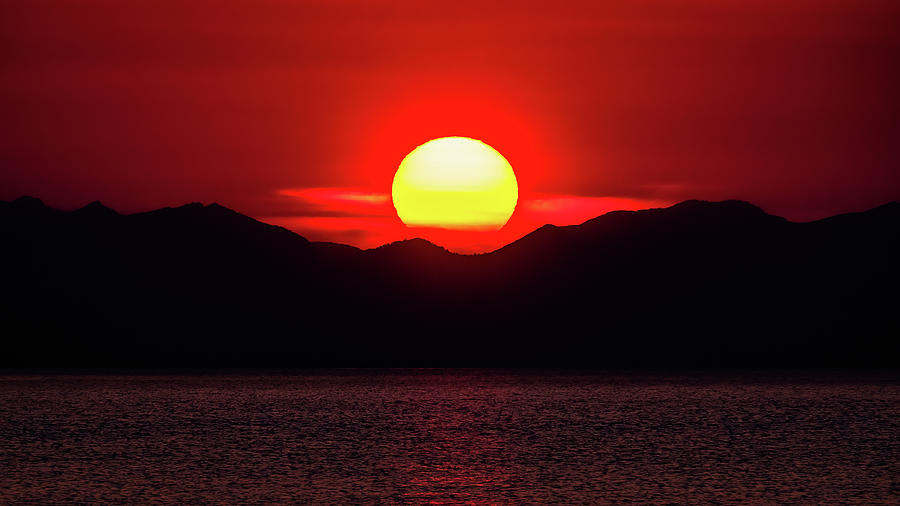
(2, 0, 899, 252)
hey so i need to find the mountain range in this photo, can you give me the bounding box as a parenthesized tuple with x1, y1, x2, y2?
(2, 196, 898, 367)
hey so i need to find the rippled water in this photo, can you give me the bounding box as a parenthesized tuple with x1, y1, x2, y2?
(1, 371, 898, 503)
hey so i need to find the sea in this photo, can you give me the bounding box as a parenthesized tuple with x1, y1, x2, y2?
(1, 370, 898, 503)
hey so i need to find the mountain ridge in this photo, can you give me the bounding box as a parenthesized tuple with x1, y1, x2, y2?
(1, 195, 897, 367)
(4, 195, 898, 254)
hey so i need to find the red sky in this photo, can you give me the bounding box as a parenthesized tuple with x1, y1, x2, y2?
(2, 0, 899, 252)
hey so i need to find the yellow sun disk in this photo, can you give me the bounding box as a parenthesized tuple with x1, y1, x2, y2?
(392, 137, 518, 230)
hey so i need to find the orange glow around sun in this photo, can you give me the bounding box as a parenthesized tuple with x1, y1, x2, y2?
(392, 137, 518, 230)
(261, 85, 672, 253)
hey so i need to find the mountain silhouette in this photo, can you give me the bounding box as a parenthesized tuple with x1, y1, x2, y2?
(72, 200, 120, 219)
(1, 197, 897, 367)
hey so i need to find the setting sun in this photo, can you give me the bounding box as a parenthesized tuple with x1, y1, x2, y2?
(392, 137, 518, 230)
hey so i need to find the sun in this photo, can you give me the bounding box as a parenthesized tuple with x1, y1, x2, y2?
(392, 137, 518, 230)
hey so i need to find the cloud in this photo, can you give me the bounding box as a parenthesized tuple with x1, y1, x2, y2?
(267, 187, 394, 218)
(277, 188, 389, 205)
(262, 186, 673, 252)
(260, 188, 400, 249)
(518, 193, 672, 226)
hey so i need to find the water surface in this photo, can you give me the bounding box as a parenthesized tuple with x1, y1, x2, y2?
(1, 370, 898, 503)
